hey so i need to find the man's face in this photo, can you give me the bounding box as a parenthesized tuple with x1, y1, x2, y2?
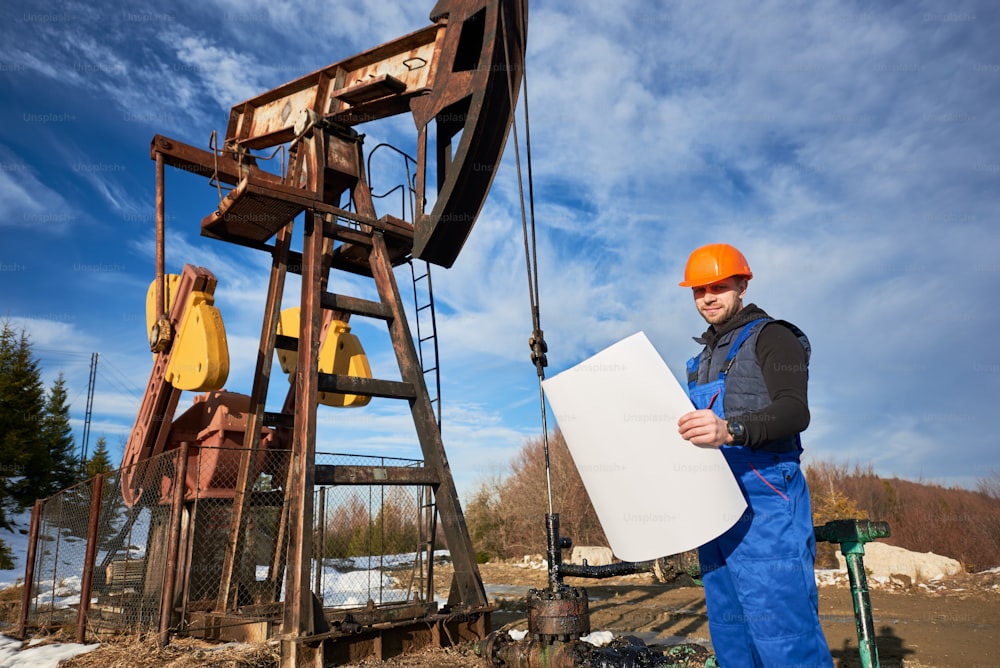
(692, 276, 746, 326)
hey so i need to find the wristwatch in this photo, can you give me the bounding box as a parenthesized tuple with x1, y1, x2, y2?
(726, 418, 747, 446)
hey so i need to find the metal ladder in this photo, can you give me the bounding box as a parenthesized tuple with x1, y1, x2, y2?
(409, 260, 441, 427)
(368, 142, 443, 428)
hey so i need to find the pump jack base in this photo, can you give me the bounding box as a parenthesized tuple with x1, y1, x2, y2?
(272, 607, 492, 667)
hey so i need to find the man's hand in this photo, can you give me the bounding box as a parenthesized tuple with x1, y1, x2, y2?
(677, 409, 732, 447)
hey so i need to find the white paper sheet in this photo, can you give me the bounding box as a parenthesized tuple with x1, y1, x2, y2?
(542, 332, 747, 562)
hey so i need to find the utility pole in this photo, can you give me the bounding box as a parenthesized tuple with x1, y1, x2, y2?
(81, 352, 98, 466)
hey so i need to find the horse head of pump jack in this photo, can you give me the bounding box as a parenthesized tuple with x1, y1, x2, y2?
(199, 0, 526, 268)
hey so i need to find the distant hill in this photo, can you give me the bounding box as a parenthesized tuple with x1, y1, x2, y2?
(807, 462, 1000, 572)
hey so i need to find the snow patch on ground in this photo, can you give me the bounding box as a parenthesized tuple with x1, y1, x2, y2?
(0, 635, 98, 668)
(581, 631, 614, 647)
(815, 569, 848, 587)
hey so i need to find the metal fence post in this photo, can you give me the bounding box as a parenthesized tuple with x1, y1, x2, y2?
(314, 486, 326, 601)
(160, 442, 189, 647)
(16, 499, 44, 639)
(76, 475, 104, 643)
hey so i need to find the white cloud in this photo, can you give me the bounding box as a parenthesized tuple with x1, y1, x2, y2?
(0, 153, 74, 232)
(3, 0, 999, 495)
(171, 34, 265, 109)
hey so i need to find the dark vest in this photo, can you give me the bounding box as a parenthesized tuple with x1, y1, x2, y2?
(687, 318, 810, 453)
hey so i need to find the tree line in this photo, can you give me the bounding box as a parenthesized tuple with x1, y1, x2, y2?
(464, 430, 1000, 573)
(0, 320, 113, 569)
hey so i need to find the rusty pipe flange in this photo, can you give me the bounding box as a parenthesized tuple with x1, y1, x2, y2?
(476, 628, 514, 667)
(527, 587, 590, 642)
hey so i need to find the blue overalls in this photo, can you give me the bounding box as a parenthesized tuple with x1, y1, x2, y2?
(687, 319, 832, 668)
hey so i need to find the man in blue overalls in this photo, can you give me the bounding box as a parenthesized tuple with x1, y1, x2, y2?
(676, 243, 833, 667)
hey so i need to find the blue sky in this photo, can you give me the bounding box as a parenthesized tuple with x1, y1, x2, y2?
(1, 0, 998, 501)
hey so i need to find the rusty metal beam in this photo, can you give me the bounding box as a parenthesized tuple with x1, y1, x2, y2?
(151, 134, 249, 186)
(318, 610, 491, 664)
(316, 374, 415, 399)
(217, 221, 294, 612)
(367, 231, 488, 609)
(314, 465, 440, 486)
(281, 212, 324, 639)
(319, 293, 391, 320)
(225, 23, 443, 149)
(155, 151, 166, 323)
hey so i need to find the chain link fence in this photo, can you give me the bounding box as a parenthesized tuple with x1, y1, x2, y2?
(20, 446, 438, 641)
(312, 453, 437, 609)
(29, 475, 98, 632)
(25, 452, 173, 637)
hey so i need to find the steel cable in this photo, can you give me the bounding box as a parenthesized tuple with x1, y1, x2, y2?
(500, 1, 555, 517)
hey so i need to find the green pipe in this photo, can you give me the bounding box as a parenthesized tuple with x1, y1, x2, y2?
(842, 542, 879, 668)
(815, 520, 890, 668)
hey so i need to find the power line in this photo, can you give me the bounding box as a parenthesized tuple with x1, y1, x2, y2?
(97, 356, 144, 401)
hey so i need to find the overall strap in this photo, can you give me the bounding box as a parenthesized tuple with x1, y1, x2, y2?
(718, 317, 770, 378)
(687, 317, 770, 391)
(686, 354, 701, 391)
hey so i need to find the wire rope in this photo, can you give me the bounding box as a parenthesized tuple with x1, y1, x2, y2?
(499, 1, 555, 516)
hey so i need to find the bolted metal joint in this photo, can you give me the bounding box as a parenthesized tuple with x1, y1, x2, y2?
(526, 586, 590, 643)
(528, 329, 548, 375)
(149, 315, 173, 353)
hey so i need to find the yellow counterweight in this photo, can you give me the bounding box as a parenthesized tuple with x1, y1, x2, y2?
(276, 308, 372, 407)
(145, 274, 230, 392)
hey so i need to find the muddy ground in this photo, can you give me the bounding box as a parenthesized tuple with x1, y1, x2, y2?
(49, 560, 999, 667)
(346, 561, 1000, 668)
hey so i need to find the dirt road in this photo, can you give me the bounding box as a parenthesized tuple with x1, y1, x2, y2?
(356, 562, 1000, 667)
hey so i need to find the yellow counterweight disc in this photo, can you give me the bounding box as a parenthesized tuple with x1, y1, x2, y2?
(276, 308, 372, 407)
(165, 289, 230, 391)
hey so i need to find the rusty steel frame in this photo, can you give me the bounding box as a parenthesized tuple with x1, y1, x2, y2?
(120, 264, 218, 503)
(127, 0, 526, 663)
(216, 220, 294, 613)
(204, 0, 525, 269)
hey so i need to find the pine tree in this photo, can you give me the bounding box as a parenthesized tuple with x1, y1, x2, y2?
(0, 538, 12, 570)
(85, 435, 113, 478)
(0, 321, 48, 568)
(55, 435, 119, 544)
(0, 321, 47, 525)
(41, 373, 81, 494)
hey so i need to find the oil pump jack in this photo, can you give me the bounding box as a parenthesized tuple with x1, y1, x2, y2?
(122, 0, 525, 665)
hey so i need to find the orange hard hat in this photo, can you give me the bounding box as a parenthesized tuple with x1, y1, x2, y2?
(678, 244, 753, 287)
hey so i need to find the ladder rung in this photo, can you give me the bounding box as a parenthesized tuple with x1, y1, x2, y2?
(416, 303, 433, 312)
(262, 412, 294, 429)
(317, 374, 415, 399)
(275, 334, 298, 351)
(286, 251, 303, 275)
(321, 292, 391, 320)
